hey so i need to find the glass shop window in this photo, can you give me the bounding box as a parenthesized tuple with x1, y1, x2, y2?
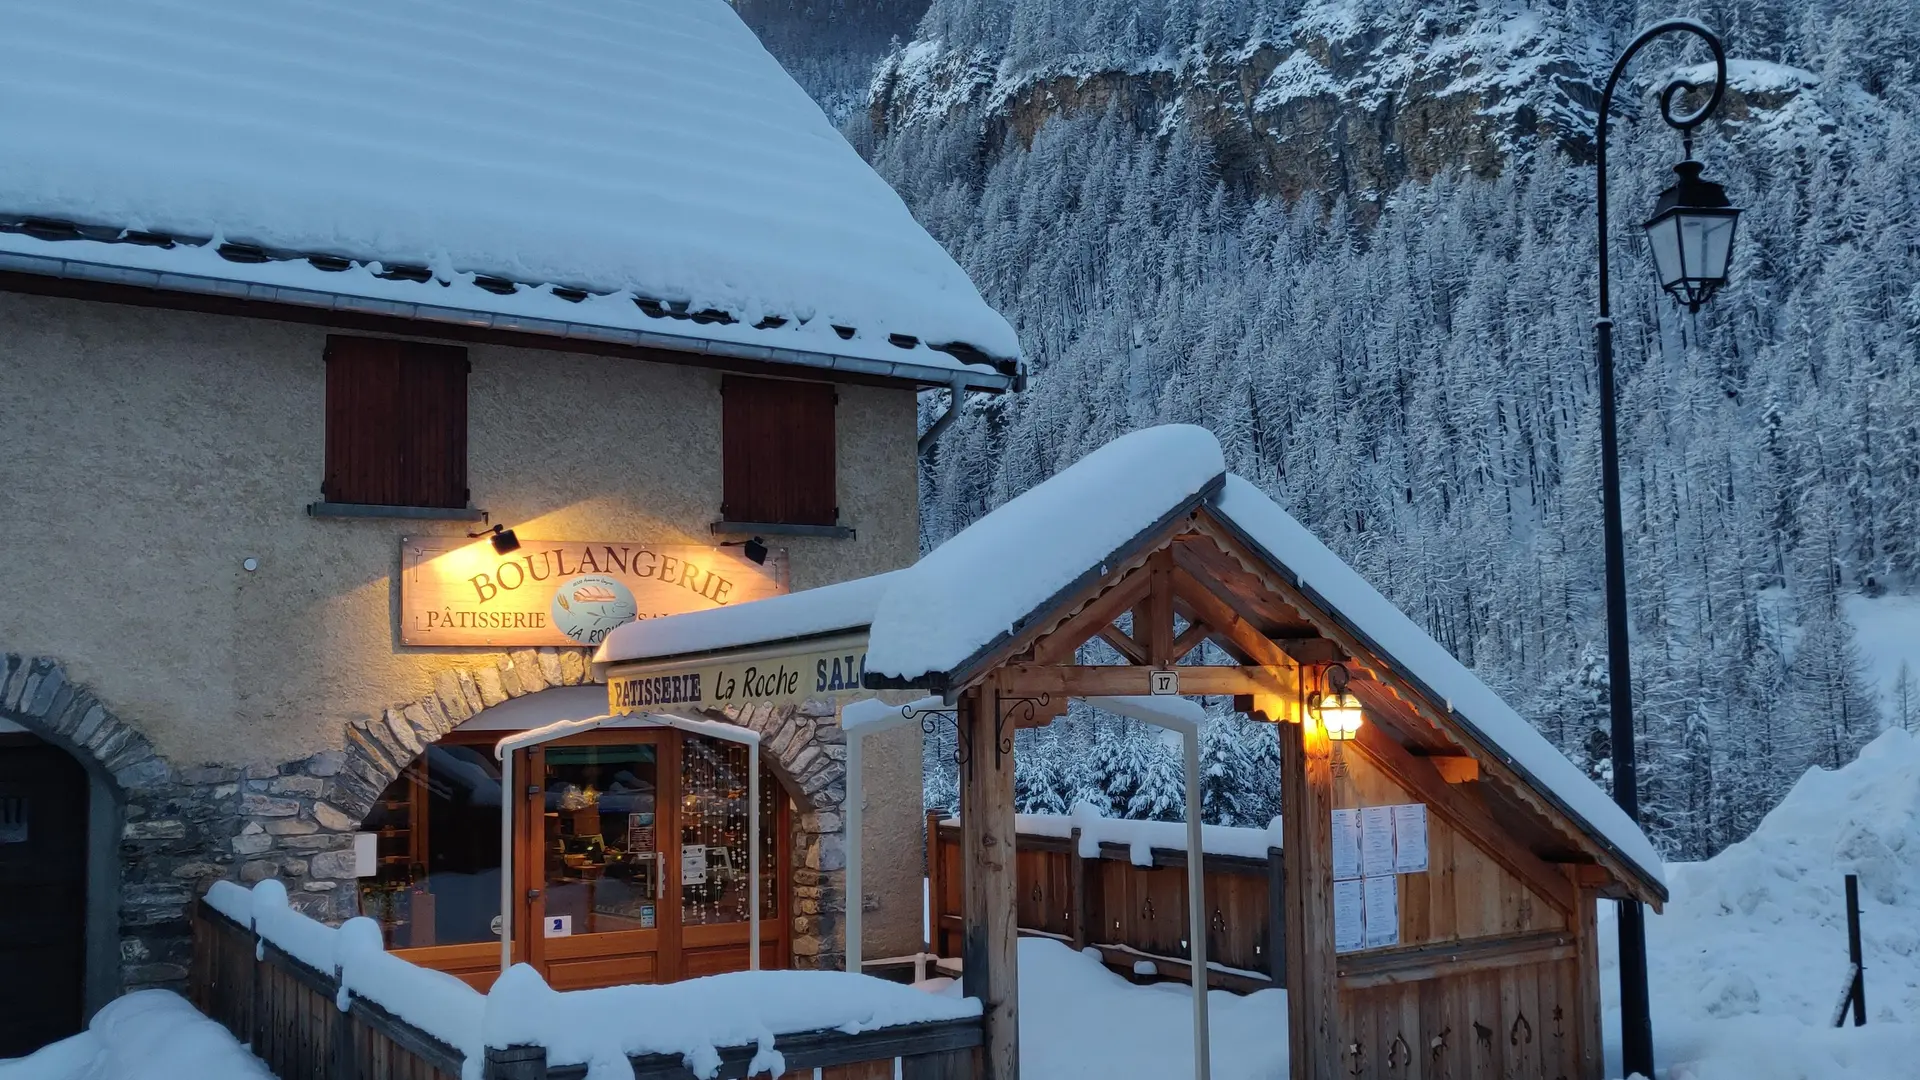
(541, 744, 661, 935)
(679, 735, 780, 927)
(358, 744, 503, 949)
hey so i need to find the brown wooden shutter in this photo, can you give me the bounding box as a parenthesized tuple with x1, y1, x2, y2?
(721, 376, 837, 525)
(323, 335, 468, 508)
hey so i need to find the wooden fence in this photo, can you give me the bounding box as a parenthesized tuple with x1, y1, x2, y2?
(190, 897, 981, 1080)
(926, 811, 1285, 993)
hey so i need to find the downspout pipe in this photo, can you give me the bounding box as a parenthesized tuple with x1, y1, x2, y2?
(917, 380, 969, 456)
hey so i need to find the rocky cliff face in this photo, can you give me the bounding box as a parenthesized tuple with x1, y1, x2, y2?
(858, 3, 1826, 205)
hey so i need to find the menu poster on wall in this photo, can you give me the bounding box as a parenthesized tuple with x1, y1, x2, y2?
(1363, 876, 1400, 949)
(1332, 809, 1363, 881)
(1360, 805, 1397, 878)
(1393, 803, 1429, 873)
(681, 845, 708, 886)
(1333, 879, 1365, 953)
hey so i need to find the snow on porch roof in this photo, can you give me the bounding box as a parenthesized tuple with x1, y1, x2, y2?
(0, 0, 1019, 382)
(594, 424, 1664, 891)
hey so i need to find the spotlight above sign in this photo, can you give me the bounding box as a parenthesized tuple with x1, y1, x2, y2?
(398, 537, 789, 647)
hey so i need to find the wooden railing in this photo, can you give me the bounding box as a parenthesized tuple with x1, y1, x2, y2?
(927, 811, 1285, 993)
(191, 895, 982, 1080)
(191, 898, 464, 1080)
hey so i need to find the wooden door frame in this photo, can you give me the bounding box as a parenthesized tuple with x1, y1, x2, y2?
(524, 729, 674, 984)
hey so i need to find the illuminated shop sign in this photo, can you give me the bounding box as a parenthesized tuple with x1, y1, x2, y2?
(398, 538, 787, 646)
(605, 639, 870, 712)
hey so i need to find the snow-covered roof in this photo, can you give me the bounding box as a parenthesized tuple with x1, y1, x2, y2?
(593, 424, 1663, 892)
(596, 570, 897, 667)
(0, 0, 1018, 386)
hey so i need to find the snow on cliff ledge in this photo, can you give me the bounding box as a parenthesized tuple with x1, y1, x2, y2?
(0, 0, 1018, 364)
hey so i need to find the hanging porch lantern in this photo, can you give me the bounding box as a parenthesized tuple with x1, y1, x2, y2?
(1310, 663, 1365, 741)
(1642, 158, 1741, 313)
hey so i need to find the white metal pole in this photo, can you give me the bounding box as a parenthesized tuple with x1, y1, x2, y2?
(845, 732, 863, 974)
(1184, 727, 1211, 1080)
(498, 746, 514, 975)
(749, 748, 761, 971)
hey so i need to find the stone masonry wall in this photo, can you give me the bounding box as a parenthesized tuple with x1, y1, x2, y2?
(0, 648, 864, 998)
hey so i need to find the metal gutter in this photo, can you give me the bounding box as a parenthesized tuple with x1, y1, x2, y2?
(0, 247, 1020, 393)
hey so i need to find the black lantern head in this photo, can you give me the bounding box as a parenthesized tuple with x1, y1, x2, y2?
(1643, 158, 1740, 312)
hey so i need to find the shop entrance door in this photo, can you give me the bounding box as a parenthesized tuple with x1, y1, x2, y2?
(524, 732, 674, 990)
(0, 734, 89, 1056)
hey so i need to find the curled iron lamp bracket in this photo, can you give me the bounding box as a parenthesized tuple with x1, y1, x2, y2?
(909, 702, 968, 770)
(993, 690, 1049, 771)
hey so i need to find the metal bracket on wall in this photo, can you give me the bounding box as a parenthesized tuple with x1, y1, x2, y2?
(910, 702, 968, 771)
(993, 690, 1050, 771)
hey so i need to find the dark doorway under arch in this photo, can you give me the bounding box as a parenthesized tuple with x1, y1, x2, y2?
(0, 730, 89, 1055)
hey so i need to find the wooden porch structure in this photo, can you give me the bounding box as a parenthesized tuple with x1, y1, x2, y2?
(591, 428, 1667, 1080)
(860, 475, 1665, 1080)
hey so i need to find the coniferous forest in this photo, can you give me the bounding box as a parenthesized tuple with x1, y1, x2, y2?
(743, 0, 1920, 862)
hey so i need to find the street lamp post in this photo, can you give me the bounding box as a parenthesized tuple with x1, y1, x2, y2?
(1593, 19, 1738, 1079)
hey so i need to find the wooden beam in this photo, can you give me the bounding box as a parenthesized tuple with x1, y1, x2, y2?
(1169, 620, 1213, 663)
(1168, 567, 1303, 720)
(1096, 624, 1148, 666)
(1567, 873, 1605, 1080)
(1279, 715, 1338, 1080)
(1350, 724, 1577, 915)
(1031, 568, 1153, 665)
(998, 663, 1295, 699)
(959, 681, 1019, 1080)
(1276, 638, 1345, 665)
(1333, 929, 1576, 990)
(1145, 550, 1176, 666)
(1427, 754, 1480, 784)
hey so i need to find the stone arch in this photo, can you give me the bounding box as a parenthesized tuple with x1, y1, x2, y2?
(264, 647, 852, 968)
(0, 654, 199, 1009)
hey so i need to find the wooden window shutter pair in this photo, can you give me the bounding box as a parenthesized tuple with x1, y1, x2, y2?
(720, 376, 837, 526)
(322, 335, 469, 508)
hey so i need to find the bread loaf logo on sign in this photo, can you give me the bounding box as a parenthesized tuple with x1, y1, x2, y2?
(550, 575, 638, 645)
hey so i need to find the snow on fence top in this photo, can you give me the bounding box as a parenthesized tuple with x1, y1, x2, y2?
(943, 803, 1285, 865)
(206, 879, 977, 1080)
(0, 0, 1018, 376)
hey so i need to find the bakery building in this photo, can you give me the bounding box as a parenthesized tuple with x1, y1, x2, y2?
(0, 0, 1016, 1055)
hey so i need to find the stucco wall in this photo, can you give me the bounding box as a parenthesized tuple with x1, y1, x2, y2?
(0, 290, 928, 959)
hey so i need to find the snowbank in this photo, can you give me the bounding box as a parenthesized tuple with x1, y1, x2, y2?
(0, 0, 1018, 364)
(944, 803, 1282, 865)
(1602, 728, 1920, 1077)
(0, 990, 272, 1080)
(946, 938, 1288, 1080)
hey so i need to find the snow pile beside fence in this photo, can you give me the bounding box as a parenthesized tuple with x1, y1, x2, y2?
(205, 879, 978, 1080)
(0, 989, 273, 1080)
(944, 802, 1283, 866)
(1600, 727, 1920, 1078)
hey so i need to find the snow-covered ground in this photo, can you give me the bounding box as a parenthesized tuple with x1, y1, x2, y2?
(1844, 593, 1920, 729)
(923, 729, 1920, 1079)
(1601, 726, 1920, 1079)
(0, 991, 271, 1080)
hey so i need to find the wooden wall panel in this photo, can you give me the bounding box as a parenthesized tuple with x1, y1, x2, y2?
(1340, 960, 1581, 1080)
(1336, 749, 1567, 948)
